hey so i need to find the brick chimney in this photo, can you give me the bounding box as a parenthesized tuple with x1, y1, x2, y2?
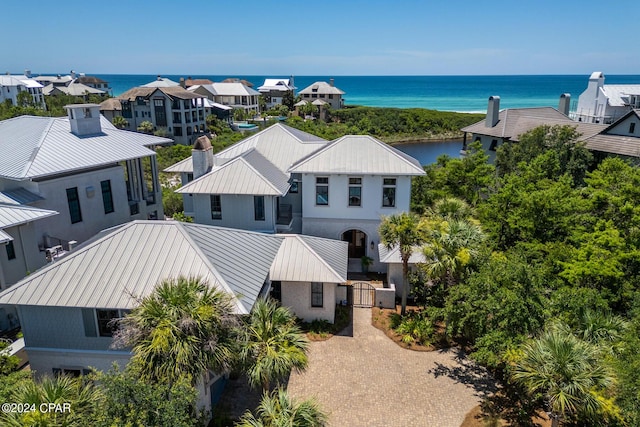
(486, 96, 500, 127)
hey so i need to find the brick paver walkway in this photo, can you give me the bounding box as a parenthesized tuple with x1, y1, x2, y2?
(287, 307, 495, 427)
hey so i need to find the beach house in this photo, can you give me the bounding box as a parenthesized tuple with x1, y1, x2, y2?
(573, 72, 640, 124)
(104, 86, 209, 145)
(0, 103, 170, 249)
(257, 78, 296, 109)
(298, 79, 345, 110)
(0, 220, 346, 410)
(0, 74, 46, 109)
(166, 124, 425, 272)
(188, 83, 260, 117)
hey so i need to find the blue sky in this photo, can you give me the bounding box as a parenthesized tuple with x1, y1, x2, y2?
(4, 0, 639, 75)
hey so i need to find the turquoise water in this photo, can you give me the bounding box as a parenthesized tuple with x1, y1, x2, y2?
(97, 74, 640, 113)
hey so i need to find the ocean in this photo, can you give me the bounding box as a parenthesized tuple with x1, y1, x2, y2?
(97, 74, 640, 113)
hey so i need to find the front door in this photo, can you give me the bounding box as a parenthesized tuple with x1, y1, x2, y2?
(342, 230, 366, 258)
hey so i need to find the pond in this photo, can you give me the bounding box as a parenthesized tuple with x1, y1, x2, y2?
(392, 139, 463, 166)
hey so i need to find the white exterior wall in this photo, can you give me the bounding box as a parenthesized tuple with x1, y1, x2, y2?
(0, 223, 45, 286)
(191, 193, 277, 233)
(280, 281, 336, 323)
(300, 174, 411, 220)
(386, 262, 421, 297)
(32, 167, 134, 244)
(302, 217, 383, 272)
(467, 134, 502, 162)
(0, 84, 22, 105)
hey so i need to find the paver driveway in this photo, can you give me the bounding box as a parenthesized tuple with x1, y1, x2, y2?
(287, 307, 495, 427)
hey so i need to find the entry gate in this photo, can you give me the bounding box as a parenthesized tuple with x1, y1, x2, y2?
(350, 282, 375, 307)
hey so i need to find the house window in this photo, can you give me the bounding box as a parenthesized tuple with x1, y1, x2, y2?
(174, 126, 182, 136)
(489, 139, 498, 151)
(270, 281, 282, 302)
(382, 178, 396, 208)
(316, 177, 329, 205)
(289, 181, 299, 193)
(121, 101, 132, 118)
(154, 98, 167, 127)
(66, 187, 83, 223)
(186, 173, 194, 183)
(311, 282, 323, 308)
(348, 177, 362, 207)
(96, 309, 121, 337)
(630, 122, 636, 134)
(254, 196, 265, 221)
(101, 180, 114, 214)
(5, 241, 16, 260)
(210, 195, 222, 220)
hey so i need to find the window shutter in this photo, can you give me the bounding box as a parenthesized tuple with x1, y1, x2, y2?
(81, 309, 97, 337)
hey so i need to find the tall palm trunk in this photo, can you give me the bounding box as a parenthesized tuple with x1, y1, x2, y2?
(401, 260, 409, 316)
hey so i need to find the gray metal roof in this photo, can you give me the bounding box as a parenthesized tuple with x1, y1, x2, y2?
(141, 77, 180, 87)
(164, 156, 193, 173)
(289, 135, 426, 175)
(214, 123, 328, 171)
(0, 204, 58, 230)
(190, 83, 260, 97)
(177, 149, 289, 196)
(0, 188, 44, 205)
(270, 235, 347, 283)
(0, 230, 12, 244)
(603, 84, 640, 107)
(378, 243, 426, 264)
(299, 81, 345, 95)
(0, 115, 171, 180)
(0, 221, 283, 314)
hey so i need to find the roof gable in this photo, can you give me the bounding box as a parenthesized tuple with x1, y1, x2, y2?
(270, 235, 347, 283)
(177, 152, 288, 196)
(289, 135, 425, 175)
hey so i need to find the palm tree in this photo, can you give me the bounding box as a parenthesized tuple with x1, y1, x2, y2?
(1, 375, 100, 426)
(112, 276, 239, 386)
(379, 212, 426, 315)
(236, 387, 327, 427)
(512, 324, 616, 427)
(421, 218, 484, 287)
(430, 197, 473, 221)
(240, 298, 309, 392)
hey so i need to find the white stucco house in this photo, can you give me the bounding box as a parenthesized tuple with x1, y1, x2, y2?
(377, 244, 427, 300)
(0, 204, 58, 331)
(166, 123, 426, 273)
(0, 103, 170, 252)
(258, 78, 296, 109)
(189, 83, 260, 116)
(0, 75, 46, 109)
(0, 220, 346, 412)
(298, 79, 345, 110)
(573, 72, 640, 124)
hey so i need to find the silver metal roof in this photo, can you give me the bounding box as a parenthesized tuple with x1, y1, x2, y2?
(0, 188, 44, 205)
(0, 204, 58, 230)
(190, 83, 260, 97)
(177, 149, 289, 196)
(0, 230, 12, 244)
(0, 115, 171, 180)
(0, 221, 283, 314)
(215, 124, 328, 171)
(378, 243, 426, 264)
(164, 156, 193, 173)
(270, 235, 347, 283)
(603, 84, 640, 107)
(289, 135, 426, 175)
(298, 81, 345, 95)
